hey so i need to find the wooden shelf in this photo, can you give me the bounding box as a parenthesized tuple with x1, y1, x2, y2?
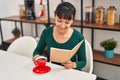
(1, 37, 18, 50)
(93, 50, 120, 66)
(83, 23, 120, 31)
(50, 18, 120, 30)
(0, 16, 48, 24)
(4, 37, 18, 44)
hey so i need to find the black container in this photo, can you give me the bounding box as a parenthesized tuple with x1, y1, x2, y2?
(85, 6, 93, 24)
(85, 12, 93, 23)
(24, 0, 36, 19)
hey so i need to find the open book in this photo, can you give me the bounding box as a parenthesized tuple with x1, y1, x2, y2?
(50, 40, 84, 63)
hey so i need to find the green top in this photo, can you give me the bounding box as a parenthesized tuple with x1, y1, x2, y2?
(33, 26, 86, 70)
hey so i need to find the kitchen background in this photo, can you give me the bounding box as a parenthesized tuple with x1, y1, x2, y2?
(0, 0, 120, 80)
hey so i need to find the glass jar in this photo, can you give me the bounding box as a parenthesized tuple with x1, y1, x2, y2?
(95, 6, 105, 25)
(19, 5, 25, 18)
(85, 6, 93, 23)
(107, 6, 117, 26)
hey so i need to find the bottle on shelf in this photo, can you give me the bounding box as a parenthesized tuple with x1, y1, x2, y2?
(85, 6, 93, 24)
(39, 0, 48, 20)
(107, 6, 117, 26)
(19, 4, 25, 18)
(95, 6, 105, 25)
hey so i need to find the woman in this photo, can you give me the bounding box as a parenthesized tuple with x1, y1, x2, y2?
(33, 2, 86, 70)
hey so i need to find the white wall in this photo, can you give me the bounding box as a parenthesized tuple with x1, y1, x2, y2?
(0, 0, 8, 17)
(94, 62, 120, 80)
(0, 0, 120, 79)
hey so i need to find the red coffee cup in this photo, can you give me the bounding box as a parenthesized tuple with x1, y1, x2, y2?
(34, 56, 47, 67)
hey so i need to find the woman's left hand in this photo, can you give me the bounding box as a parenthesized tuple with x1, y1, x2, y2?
(62, 60, 76, 69)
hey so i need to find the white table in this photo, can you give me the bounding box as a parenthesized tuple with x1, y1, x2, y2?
(0, 50, 97, 80)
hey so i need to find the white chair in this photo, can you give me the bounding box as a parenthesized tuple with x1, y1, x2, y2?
(7, 36, 37, 58)
(81, 40, 93, 74)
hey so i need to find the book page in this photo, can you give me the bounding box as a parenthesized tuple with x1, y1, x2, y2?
(50, 40, 84, 63)
(68, 40, 84, 60)
(50, 48, 71, 63)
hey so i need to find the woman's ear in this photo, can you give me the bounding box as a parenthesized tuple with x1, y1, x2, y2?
(54, 15, 58, 21)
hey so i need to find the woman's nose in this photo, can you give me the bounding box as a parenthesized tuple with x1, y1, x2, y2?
(60, 22, 66, 28)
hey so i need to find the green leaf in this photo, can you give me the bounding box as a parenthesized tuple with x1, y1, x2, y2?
(100, 38, 118, 50)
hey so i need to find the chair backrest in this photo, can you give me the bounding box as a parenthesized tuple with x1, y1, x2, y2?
(81, 40, 93, 73)
(7, 36, 37, 58)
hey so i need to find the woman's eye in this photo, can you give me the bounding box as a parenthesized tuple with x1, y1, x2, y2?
(65, 22, 70, 24)
(57, 20, 62, 22)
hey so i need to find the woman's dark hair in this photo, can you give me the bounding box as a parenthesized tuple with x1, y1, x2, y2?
(54, 2, 76, 20)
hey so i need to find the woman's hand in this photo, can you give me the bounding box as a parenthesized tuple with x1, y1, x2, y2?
(33, 55, 40, 61)
(33, 55, 40, 65)
(62, 60, 76, 69)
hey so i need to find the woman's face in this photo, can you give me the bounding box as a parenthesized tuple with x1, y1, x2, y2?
(54, 15, 73, 33)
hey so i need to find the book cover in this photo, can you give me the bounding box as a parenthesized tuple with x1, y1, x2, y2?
(50, 40, 84, 63)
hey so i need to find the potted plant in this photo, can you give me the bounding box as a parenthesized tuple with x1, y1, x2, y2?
(12, 27, 20, 39)
(100, 38, 118, 58)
